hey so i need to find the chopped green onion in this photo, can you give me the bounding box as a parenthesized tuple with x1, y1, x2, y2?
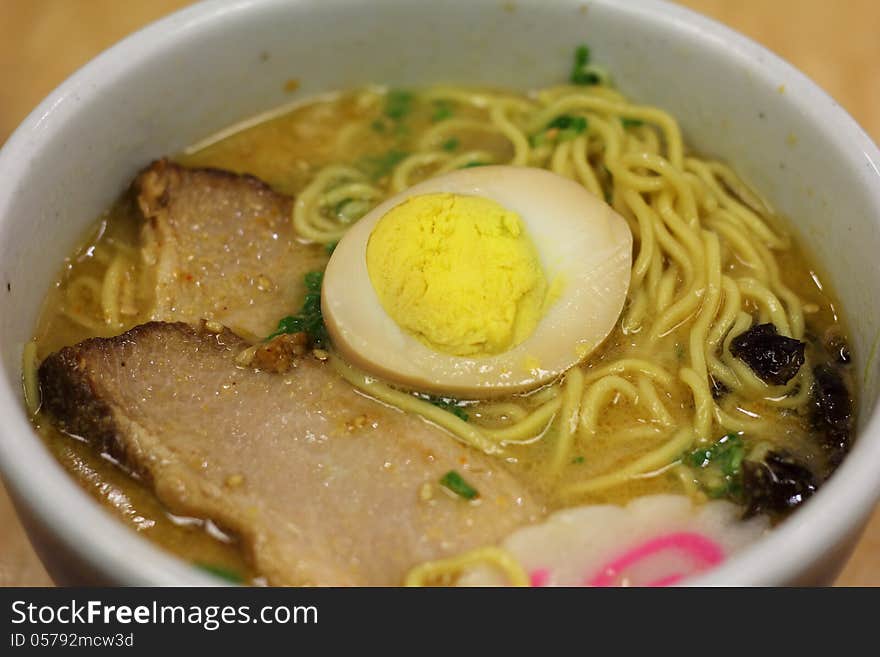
(268, 315, 303, 337)
(304, 270, 323, 293)
(325, 241, 339, 255)
(384, 89, 414, 121)
(442, 137, 460, 152)
(571, 456, 585, 464)
(431, 100, 454, 122)
(532, 115, 588, 146)
(570, 44, 600, 85)
(547, 115, 587, 131)
(266, 270, 327, 346)
(460, 160, 486, 169)
(687, 433, 744, 475)
(544, 115, 588, 141)
(685, 433, 746, 501)
(195, 563, 244, 584)
(423, 394, 469, 421)
(621, 117, 644, 128)
(439, 470, 479, 500)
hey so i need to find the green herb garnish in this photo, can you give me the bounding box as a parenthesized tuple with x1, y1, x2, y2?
(460, 160, 486, 169)
(547, 115, 587, 132)
(384, 89, 414, 121)
(570, 44, 600, 85)
(532, 115, 588, 146)
(687, 433, 744, 475)
(417, 392, 469, 421)
(547, 115, 588, 141)
(195, 563, 244, 584)
(442, 137, 460, 152)
(686, 433, 746, 500)
(424, 395, 469, 421)
(571, 456, 585, 464)
(325, 241, 338, 255)
(439, 470, 479, 500)
(265, 270, 327, 346)
(431, 100, 454, 122)
(621, 117, 644, 129)
(303, 270, 322, 292)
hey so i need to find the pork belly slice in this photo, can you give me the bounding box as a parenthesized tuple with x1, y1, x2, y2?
(39, 322, 541, 585)
(135, 160, 326, 338)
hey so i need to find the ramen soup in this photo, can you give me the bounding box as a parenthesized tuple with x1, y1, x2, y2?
(24, 48, 855, 586)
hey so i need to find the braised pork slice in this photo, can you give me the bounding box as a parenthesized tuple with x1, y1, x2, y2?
(39, 322, 541, 585)
(135, 160, 326, 338)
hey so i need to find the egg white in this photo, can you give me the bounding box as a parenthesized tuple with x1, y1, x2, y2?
(322, 165, 633, 398)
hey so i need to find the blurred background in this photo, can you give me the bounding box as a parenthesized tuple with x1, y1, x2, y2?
(0, 0, 877, 586)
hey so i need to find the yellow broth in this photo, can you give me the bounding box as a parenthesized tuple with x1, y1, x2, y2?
(28, 87, 855, 580)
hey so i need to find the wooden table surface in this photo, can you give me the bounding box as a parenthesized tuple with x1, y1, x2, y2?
(1, 0, 878, 587)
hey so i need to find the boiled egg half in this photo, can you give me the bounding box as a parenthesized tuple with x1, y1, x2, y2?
(322, 165, 632, 397)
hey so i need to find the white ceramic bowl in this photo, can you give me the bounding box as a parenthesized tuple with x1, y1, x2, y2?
(1, 0, 879, 586)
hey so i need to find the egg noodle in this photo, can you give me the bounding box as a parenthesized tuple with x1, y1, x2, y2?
(33, 82, 808, 481)
(23, 228, 147, 415)
(296, 83, 806, 502)
(403, 546, 530, 587)
(27, 79, 812, 586)
(63, 236, 142, 333)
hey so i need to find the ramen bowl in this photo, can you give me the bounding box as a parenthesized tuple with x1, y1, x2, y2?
(0, 0, 878, 586)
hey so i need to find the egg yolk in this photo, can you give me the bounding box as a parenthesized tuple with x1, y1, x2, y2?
(365, 193, 548, 357)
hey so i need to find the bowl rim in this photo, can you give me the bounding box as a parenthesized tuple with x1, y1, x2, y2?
(1, 0, 879, 587)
